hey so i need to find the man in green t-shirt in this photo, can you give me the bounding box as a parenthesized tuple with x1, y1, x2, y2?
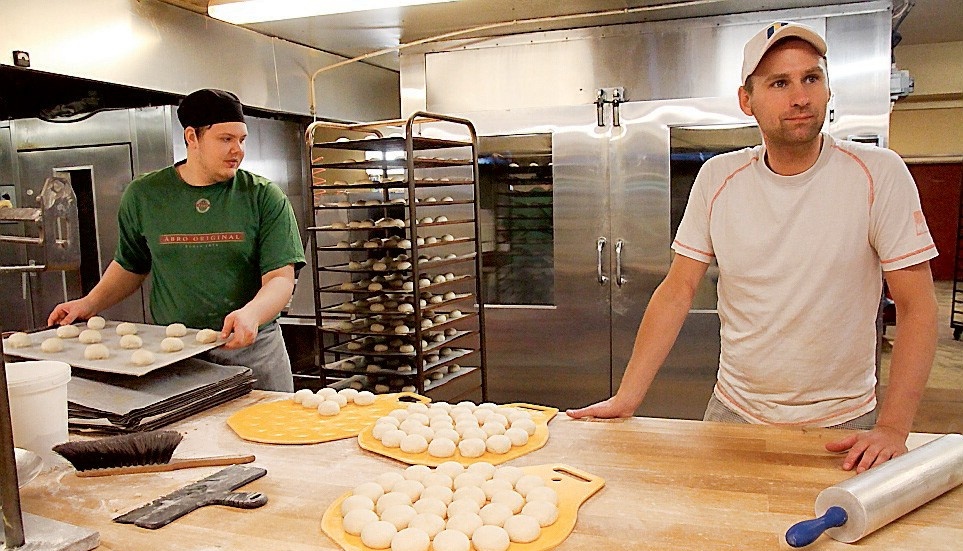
(49, 89, 305, 392)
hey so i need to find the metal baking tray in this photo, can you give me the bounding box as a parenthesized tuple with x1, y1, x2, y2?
(3, 321, 225, 377)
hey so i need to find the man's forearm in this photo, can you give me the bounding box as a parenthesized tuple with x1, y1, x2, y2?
(876, 297, 937, 436)
(242, 266, 296, 326)
(85, 261, 148, 312)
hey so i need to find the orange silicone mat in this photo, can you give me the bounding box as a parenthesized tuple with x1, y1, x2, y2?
(321, 463, 604, 551)
(226, 392, 430, 444)
(357, 403, 557, 466)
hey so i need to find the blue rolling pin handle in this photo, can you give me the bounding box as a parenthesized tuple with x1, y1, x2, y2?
(785, 506, 849, 547)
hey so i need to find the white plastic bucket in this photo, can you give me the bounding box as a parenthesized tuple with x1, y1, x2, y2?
(5, 360, 70, 464)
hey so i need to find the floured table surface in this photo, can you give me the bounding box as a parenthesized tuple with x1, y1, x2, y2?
(3, 321, 225, 376)
(357, 402, 558, 466)
(321, 463, 605, 551)
(226, 392, 430, 444)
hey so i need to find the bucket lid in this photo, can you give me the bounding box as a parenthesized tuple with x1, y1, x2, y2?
(5, 361, 71, 394)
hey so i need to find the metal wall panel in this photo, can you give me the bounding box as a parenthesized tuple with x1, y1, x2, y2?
(0, 0, 399, 120)
(0, 122, 34, 331)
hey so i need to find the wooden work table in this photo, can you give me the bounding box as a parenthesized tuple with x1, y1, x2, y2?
(18, 391, 963, 550)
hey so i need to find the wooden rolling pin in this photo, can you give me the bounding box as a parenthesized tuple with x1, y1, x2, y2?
(786, 433, 963, 546)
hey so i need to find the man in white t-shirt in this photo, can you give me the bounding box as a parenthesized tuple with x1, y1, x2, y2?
(567, 22, 938, 473)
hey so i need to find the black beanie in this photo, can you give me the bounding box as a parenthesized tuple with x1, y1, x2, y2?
(177, 89, 245, 129)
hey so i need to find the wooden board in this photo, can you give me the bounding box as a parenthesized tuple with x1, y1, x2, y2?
(357, 403, 558, 466)
(226, 392, 431, 444)
(3, 321, 225, 376)
(321, 463, 605, 551)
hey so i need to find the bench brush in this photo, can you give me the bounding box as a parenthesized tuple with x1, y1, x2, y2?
(52, 430, 255, 477)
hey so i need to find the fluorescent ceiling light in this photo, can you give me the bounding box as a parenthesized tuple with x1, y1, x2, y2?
(209, 0, 462, 24)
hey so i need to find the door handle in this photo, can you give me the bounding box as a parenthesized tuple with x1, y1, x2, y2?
(597, 237, 609, 285)
(615, 239, 625, 287)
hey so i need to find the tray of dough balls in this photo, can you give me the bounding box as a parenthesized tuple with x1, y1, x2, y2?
(2, 318, 225, 376)
(226, 391, 432, 445)
(358, 401, 558, 467)
(322, 461, 605, 551)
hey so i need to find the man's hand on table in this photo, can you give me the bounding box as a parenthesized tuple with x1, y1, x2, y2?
(565, 395, 637, 419)
(825, 425, 909, 473)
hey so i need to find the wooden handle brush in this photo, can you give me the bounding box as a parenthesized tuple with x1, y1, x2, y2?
(53, 430, 255, 477)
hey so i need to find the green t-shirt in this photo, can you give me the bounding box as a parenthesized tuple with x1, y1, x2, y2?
(115, 165, 305, 330)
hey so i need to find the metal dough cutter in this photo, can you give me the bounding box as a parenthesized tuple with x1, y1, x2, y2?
(113, 465, 268, 529)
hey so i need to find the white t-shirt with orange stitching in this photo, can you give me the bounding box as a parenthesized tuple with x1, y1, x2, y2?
(672, 133, 937, 426)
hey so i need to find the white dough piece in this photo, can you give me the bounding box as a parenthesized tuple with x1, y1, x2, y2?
(503, 514, 541, 543)
(492, 466, 526, 486)
(457, 438, 486, 458)
(341, 494, 375, 516)
(318, 400, 341, 416)
(407, 513, 445, 539)
(430, 529, 470, 551)
(342, 509, 378, 536)
(382, 429, 407, 448)
(161, 337, 184, 352)
(478, 503, 513, 527)
(338, 388, 359, 402)
(292, 389, 312, 404)
(84, 343, 110, 360)
(490, 490, 524, 514)
(166, 323, 188, 337)
(445, 512, 483, 538)
(514, 474, 545, 497)
(78, 329, 102, 344)
(376, 472, 406, 493)
(420, 485, 454, 506)
(481, 479, 513, 500)
(376, 492, 413, 515)
(428, 437, 456, 458)
(521, 501, 558, 527)
(119, 334, 143, 350)
(403, 464, 432, 482)
(412, 496, 447, 518)
(421, 473, 454, 490)
(354, 391, 376, 406)
(302, 394, 322, 408)
(130, 349, 155, 366)
(511, 418, 537, 436)
(504, 427, 530, 447)
(360, 520, 397, 549)
(465, 462, 497, 481)
(86, 316, 106, 330)
(380, 504, 417, 530)
(352, 481, 386, 503)
(452, 486, 487, 509)
(471, 525, 511, 551)
(485, 435, 512, 454)
(400, 434, 429, 454)
(525, 486, 559, 506)
(7, 332, 32, 348)
(195, 328, 218, 344)
(447, 499, 480, 518)
(40, 337, 63, 353)
(390, 527, 430, 551)
(392, 479, 425, 502)
(115, 322, 138, 336)
(55, 325, 81, 338)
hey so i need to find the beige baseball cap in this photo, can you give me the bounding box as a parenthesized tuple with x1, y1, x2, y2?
(742, 21, 827, 84)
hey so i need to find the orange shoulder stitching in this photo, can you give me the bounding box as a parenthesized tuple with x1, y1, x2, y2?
(708, 159, 754, 221)
(831, 144, 874, 210)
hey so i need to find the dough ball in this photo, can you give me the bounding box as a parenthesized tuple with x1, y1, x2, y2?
(7, 332, 32, 348)
(430, 529, 470, 551)
(457, 438, 486, 458)
(318, 400, 341, 416)
(428, 437, 456, 458)
(435, 461, 464, 479)
(338, 388, 359, 403)
(481, 479, 513, 501)
(352, 481, 385, 504)
(421, 472, 454, 490)
(55, 325, 81, 338)
(471, 525, 510, 551)
(376, 472, 406, 493)
(40, 337, 63, 353)
(373, 423, 397, 440)
(444, 512, 483, 538)
(452, 486, 487, 509)
(504, 427, 530, 447)
(390, 527, 430, 551)
(380, 504, 417, 530)
(511, 418, 537, 436)
(520, 501, 558, 527)
(478, 503, 513, 527)
(341, 494, 375, 516)
(318, 387, 338, 399)
(403, 464, 432, 482)
(342, 508, 378, 536)
(492, 466, 526, 486)
(393, 479, 425, 502)
(292, 388, 313, 404)
(412, 497, 447, 518)
(130, 349, 155, 366)
(115, 322, 138, 336)
(195, 328, 218, 344)
(514, 474, 545, 498)
(420, 485, 453, 506)
(503, 514, 541, 543)
(400, 434, 429, 454)
(160, 337, 184, 353)
(452, 473, 486, 491)
(465, 462, 497, 481)
(382, 429, 407, 448)
(119, 334, 143, 349)
(485, 434, 512, 455)
(376, 492, 413, 515)
(525, 486, 559, 506)
(302, 394, 322, 408)
(84, 343, 110, 360)
(166, 323, 188, 337)
(78, 329, 102, 344)
(490, 490, 524, 514)
(360, 520, 397, 549)
(86, 316, 106, 330)
(407, 513, 445, 539)
(447, 499, 480, 518)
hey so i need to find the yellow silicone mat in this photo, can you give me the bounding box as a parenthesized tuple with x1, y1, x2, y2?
(357, 402, 558, 466)
(321, 463, 604, 551)
(226, 392, 430, 444)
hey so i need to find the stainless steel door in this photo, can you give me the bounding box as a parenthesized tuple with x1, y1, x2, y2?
(458, 106, 613, 408)
(18, 145, 146, 325)
(610, 98, 757, 419)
